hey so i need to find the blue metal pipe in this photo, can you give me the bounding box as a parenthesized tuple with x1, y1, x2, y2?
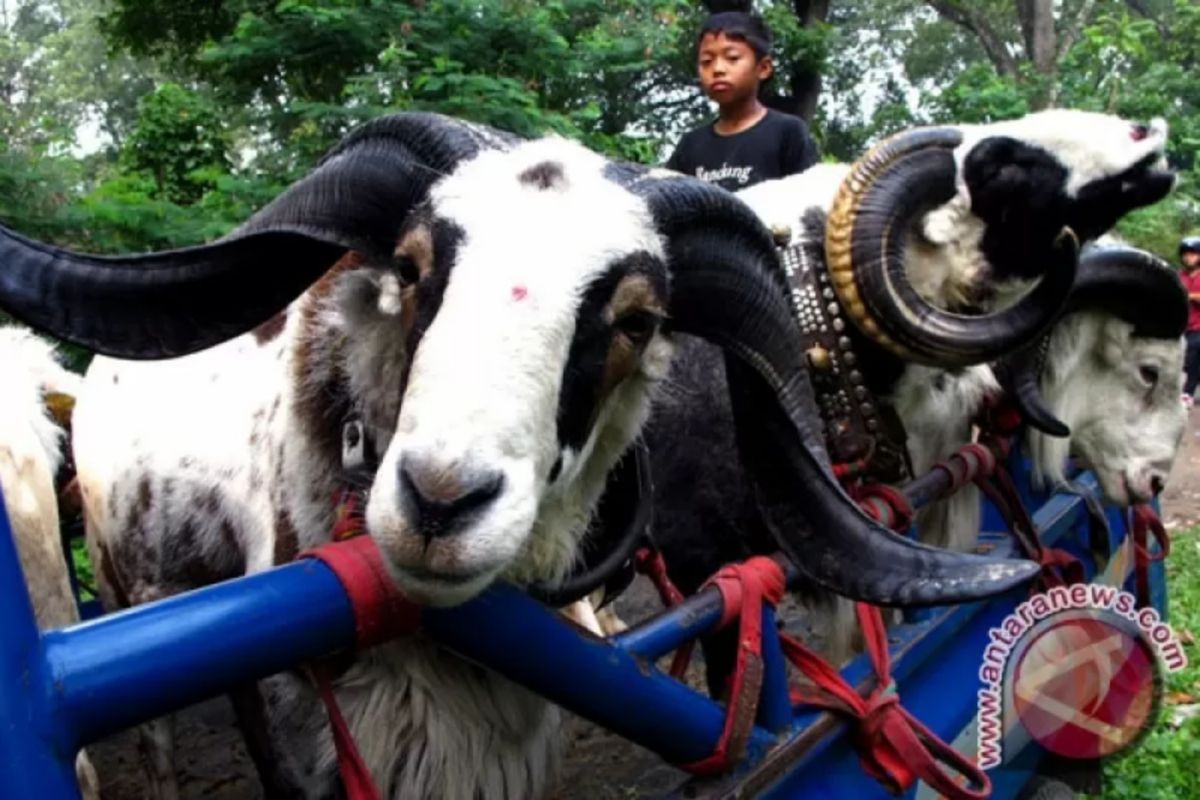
(0, 491, 82, 799)
(42, 559, 355, 749)
(421, 581, 778, 765)
(612, 586, 724, 660)
(756, 606, 793, 733)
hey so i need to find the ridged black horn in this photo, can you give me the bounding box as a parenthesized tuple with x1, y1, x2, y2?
(0, 113, 504, 359)
(825, 127, 1079, 368)
(624, 173, 1038, 606)
(998, 244, 1187, 437)
(994, 339, 1070, 438)
(1064, 245, 1187, 338)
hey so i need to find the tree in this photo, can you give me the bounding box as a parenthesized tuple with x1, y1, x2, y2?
(923, 0, 1101, 108)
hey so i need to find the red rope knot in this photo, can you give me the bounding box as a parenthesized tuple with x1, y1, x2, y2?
(1130, 504, 1170, 608)
(679, 556, 788, 776)
(784, 604, 991, 800)
(857, 687, 901, 743)
(299, 521, 421, 800)
(853, 483, 914, 532)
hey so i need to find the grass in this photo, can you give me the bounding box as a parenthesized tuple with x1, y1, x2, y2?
(1085, 526, 1200, 799)
(69, 536, 95, 600)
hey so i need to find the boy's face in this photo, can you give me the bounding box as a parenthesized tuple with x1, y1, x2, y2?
(1184, 251, 1199, 270)
(697, 32, 772, 105)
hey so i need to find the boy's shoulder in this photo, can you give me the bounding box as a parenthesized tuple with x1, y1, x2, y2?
(759, 108, 811, 135)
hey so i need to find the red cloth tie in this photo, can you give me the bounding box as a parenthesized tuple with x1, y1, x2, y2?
(785, 604, 991, 800)
(1130, 504, 1170, 608)
(634, 547, 694, 678)
(296, 514, 422, 800)
(678, 556, 786, 775)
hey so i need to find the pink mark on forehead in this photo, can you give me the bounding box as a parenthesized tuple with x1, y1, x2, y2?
(511, 285, 529, 302)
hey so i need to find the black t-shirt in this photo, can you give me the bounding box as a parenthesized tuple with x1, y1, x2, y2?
(666, 109, 819, 192)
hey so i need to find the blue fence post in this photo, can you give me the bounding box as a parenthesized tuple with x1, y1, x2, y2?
(0, 488, 83, 799)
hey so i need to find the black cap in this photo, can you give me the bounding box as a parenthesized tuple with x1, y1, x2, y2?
(1181, 237, 1200, 257)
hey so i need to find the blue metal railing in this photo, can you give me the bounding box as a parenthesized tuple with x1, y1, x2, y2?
(0, 450, 1165, 800)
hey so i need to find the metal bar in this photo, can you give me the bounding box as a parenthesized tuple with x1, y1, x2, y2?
(421, 581, 778, 765)
(36, 547, 776, 769)
(612, 555, 802, 662)
(756, 606, 793, 733)
(0, 490, 82, 799)
(43, 559, 356, 749)
(611, 586, 724, 660)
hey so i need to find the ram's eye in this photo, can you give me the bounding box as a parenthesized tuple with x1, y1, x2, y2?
(614, 310, 659, 344)
(1138, 365, 1159, 386)
(394, 255, 420, 287)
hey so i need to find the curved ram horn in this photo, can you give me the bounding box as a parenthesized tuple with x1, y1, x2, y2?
(825, 127, 1079, 368)
(625, 173, 1038, 606)
(1062, 244, 1187, 338)
(998, 244, 1187, 437)
(0, 113, 501, 359)
(994, 340, 1070, 438)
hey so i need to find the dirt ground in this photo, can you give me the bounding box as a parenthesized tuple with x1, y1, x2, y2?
(88, 407, 1200, 799)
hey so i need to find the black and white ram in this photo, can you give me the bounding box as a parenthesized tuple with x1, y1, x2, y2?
(0, 326, 99, 800)
(0, 114, 1035, 799)
(867, 242, 1188, 557)
(638, 109, 1176, 679)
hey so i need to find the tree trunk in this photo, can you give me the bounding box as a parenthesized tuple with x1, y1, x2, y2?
(787, 0, 828, 122)
(1017, 0, 1057, 107)
(926, 0, 1020, 78)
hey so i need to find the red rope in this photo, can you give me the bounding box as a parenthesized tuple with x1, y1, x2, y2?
(1130, 504, 1170, 608)
(634, 547, 694, 678)
(678, 557, 786, 775)
(294, 502, 422, 800)
(307, 662, 382, 800)
(785, 605, 990, 799)
(853, 483, 914, 532)
(665, 554, 989, 799)
(972, 449, 1085, 591)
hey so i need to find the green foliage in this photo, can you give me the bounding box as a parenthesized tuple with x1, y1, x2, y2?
(924, 62, 1029, 124)
(120, 83, 231, 205)
(70, 538, 95, 601)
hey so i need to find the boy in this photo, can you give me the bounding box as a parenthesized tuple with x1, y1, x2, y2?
(666, 10, 819, 192)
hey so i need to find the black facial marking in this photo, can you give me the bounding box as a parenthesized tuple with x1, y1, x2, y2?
(555, 252, 668, 452)
(1069, 151, 1174, 241)
(400, 215, 465, 388)
(962, 136, 1070, 283)
(518, 161, 566, 191)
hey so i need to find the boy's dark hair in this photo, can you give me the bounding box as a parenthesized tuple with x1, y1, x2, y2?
(697, 11, 773, 60)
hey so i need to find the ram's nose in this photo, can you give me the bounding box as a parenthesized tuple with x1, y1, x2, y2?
(399, 456, 504, 545)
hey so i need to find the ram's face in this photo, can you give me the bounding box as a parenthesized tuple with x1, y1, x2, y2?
(1069, 319, 1186, 505)
(362, 140, 675, 605)
(945, 111, 1173, 286)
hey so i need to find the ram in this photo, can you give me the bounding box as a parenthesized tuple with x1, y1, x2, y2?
(0, 327, 98, 800)
(0, 113, 1032, 800)
(640, 110, 1175, 681)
